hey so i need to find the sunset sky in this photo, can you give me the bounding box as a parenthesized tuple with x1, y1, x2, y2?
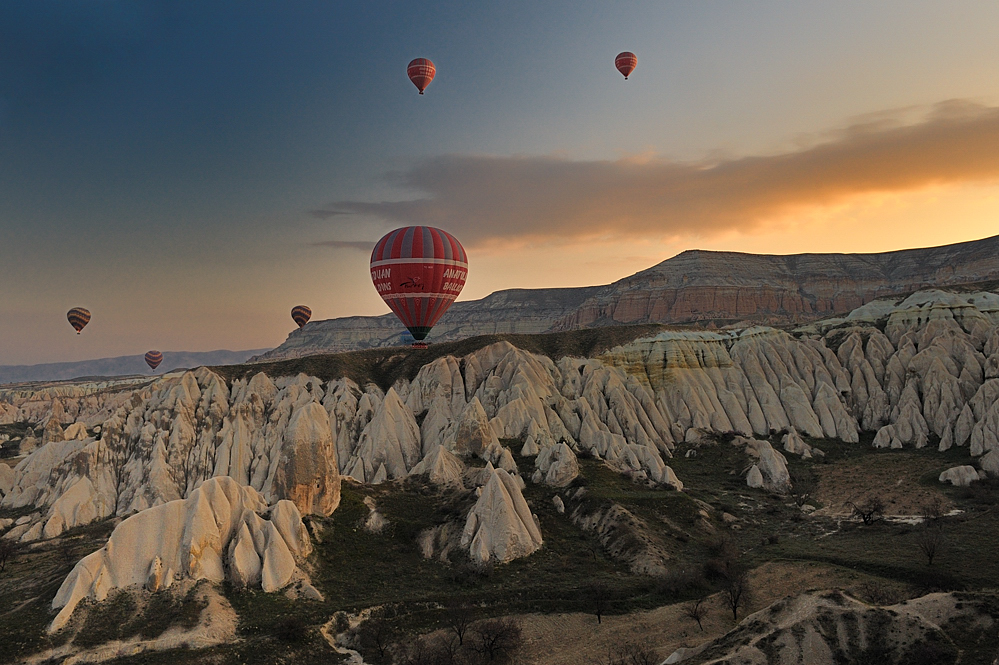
(4, 1, 999, 365)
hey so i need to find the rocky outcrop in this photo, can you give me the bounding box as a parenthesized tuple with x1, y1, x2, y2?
(461, 467, 543, 564)
(2, 340, 678, 543)
(555, 235, 999, 331)
(2, 369, 341, 541)
(50, 477, 314, 633)
(742, 437, 792, 494)
(939, 465, 982, 487)
(532, 442, 579, 487)
(10, 287, 999, 547)
(260, 235, 999, 358)
(409, 445, 465, 487)
(255, 286, 602, 360)
(666, 590, 983, 665)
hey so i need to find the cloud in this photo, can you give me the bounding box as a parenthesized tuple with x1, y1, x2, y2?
(308, 210, 353, 220)
(329, 100, 999, 244)
(310, 240, 372, 251)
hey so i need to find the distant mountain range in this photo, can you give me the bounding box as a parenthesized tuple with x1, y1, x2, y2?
(0, 349, 269, 385)
(256, 234, 999, 361)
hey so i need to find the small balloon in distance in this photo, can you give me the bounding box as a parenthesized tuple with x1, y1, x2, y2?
(407, 58, 436, 94)
(291, 305, 312, 328)
(144, 350, 163, 371)
(67, 307, 91, 334)
(615, 51, 637, 79)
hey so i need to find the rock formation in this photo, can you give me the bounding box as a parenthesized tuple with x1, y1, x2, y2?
(939, 465, 982, 487)
(50, 477, 314, 633)
(665, 589, 980, 665)
(461, 467, 543, 564)
(7, 287, 999, 552)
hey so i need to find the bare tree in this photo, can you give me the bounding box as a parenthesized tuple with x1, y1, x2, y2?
(922, 496, 945, 521)
(684, 597, 707, 631)
(916, 524, 944, 566)
(848, 497, 885, 526)
(790, 476, 816, 508)
(722, 566, 750, 621)
(585, 582, 613, 624)
(445, 601, 474, 646)
(470, 618, 522, 662)
(357, 618, 394, 662)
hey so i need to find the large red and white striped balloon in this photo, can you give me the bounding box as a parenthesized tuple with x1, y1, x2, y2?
(370, 226, 467, 344)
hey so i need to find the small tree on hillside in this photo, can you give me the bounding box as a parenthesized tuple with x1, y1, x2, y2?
(357, 617, 394, 662)
(916, 524, 944, 566)
(585, 581, 614, 624)
(848, 497, 885, 526)
(684, 597, 707, 631)
(445, 601, 474, 646)
(469, 618, 522, 662)
(721, 563, 750, 622)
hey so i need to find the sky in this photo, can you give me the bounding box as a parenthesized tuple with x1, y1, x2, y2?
(3, 1, 999, 365)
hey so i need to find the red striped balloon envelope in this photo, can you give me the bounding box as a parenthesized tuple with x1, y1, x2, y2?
(615, 51, 637, 79)
(144, 350, 163, 371)
(407, 58, 436, 94)
(370, 226, 467, 344)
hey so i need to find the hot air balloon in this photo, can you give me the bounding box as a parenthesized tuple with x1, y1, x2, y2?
(407, 58, 436, 94)
(291, 305, 312, 328)
(67, 307, 91, 334)
(370, 226, 467, 348)
(144, 350, 163, 371)
(615, 51, 637, 79)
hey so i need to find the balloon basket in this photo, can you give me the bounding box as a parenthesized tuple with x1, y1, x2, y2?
(411, 342, 429, 350)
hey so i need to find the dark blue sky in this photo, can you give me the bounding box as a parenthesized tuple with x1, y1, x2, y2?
(4, 1, 999, 364)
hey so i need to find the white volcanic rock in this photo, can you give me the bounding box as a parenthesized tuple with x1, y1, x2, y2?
(740, 437, 791, 493)
(669, 589, 978, 665)
(781, 428, 822, 458)
(451, 397, 499, 457)
(0, 464, 13, 497)
(17, 289, 999, 544)
(532, 442, 579, 487)
(939, 465, 981, 487)
(461, 467, 543, 564)
(63, 422, 88, 440)
(344, 387, 420, 483)
(49, 477, 312, 633)
(409, 445, 465, 487)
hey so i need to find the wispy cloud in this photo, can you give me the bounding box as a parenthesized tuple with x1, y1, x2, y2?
(308, 210, 353, 220)
(310, 240, 372, 251)
(329, 100, 999, 244)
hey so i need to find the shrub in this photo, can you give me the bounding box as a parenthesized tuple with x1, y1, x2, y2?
(273, 616, 307, 643)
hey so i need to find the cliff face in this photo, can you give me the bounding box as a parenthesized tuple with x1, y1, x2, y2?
(261, 235, 999, 359)
(554, 234, 999, 329)
(256, 286, 601, 361)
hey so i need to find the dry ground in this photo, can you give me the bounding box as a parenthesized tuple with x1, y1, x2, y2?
(809, 448, 955, 518)
(484, 561, 874, 665)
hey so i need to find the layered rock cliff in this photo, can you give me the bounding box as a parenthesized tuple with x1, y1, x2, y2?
(260, 235, 999, 359)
